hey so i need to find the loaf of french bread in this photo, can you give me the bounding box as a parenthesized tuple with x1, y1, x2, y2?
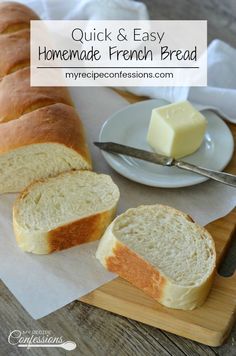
(0, 2, 92, 193)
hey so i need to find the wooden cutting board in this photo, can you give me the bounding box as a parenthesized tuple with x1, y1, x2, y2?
(81, 91, 236, 347)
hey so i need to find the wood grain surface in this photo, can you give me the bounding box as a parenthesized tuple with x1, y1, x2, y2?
(1, 1, 236, 355)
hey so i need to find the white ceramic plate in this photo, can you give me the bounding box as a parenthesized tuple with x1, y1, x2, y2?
(99, 99, 234, 188)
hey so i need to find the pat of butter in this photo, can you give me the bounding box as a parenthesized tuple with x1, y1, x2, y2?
(147, 101, 207, 159)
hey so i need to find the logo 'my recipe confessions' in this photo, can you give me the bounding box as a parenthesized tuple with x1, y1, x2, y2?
(8, 329, 77, 351)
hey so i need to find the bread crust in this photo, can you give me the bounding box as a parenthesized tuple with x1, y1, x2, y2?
(13, 207, 117, 255)
(105, 237, 215, 310)
(96, 205, 216, 310)
(0, 103, 92, 168)
(106, 241, 166, 301)
(0, 67, 74, 122)
(0, 29, 29, 77)
(0, 2, 39, 34)
(48, 208, 116, 253)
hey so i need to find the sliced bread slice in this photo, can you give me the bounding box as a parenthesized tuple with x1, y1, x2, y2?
(13, 170, 120, 254)
(96, 204, 216, 310)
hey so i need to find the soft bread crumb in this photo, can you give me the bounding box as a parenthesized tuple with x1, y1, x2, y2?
(14, 171, 120, 230)
(0, 143, 88, 193)
(113, 205, 215, 286)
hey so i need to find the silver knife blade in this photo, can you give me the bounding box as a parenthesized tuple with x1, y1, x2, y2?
(94, 141, 236, 188)
(94, 142, 174, 166)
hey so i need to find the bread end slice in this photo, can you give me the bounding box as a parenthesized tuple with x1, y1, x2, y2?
(96, 205, 216, 310)
(13, 171, 120, 254)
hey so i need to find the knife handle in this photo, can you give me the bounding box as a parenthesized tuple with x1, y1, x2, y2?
(175, 161, 236, 187)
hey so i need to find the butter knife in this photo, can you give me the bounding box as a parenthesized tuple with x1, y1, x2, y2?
(94, 142, 236, 188)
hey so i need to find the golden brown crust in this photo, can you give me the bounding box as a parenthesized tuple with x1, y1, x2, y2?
(187, 214, 195, 222)
(106, 242, 166, 301)
(0, 29, 30, 77)
(48, 209, 115, 253)
(0, 67, 74, 123)
(0, 2, 39, 34)
(0, 103, 92, 167)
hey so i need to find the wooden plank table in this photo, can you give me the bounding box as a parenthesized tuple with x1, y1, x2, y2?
(1, 0, 236, 355)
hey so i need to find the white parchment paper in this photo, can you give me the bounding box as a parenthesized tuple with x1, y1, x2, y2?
(0, 87, 235, 319)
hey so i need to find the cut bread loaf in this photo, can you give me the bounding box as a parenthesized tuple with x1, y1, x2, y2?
(0, 103, 91, 193)
(96, 204, 216, 310)
(13, 171, 120, 254)
(0, 2, 92, 193)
